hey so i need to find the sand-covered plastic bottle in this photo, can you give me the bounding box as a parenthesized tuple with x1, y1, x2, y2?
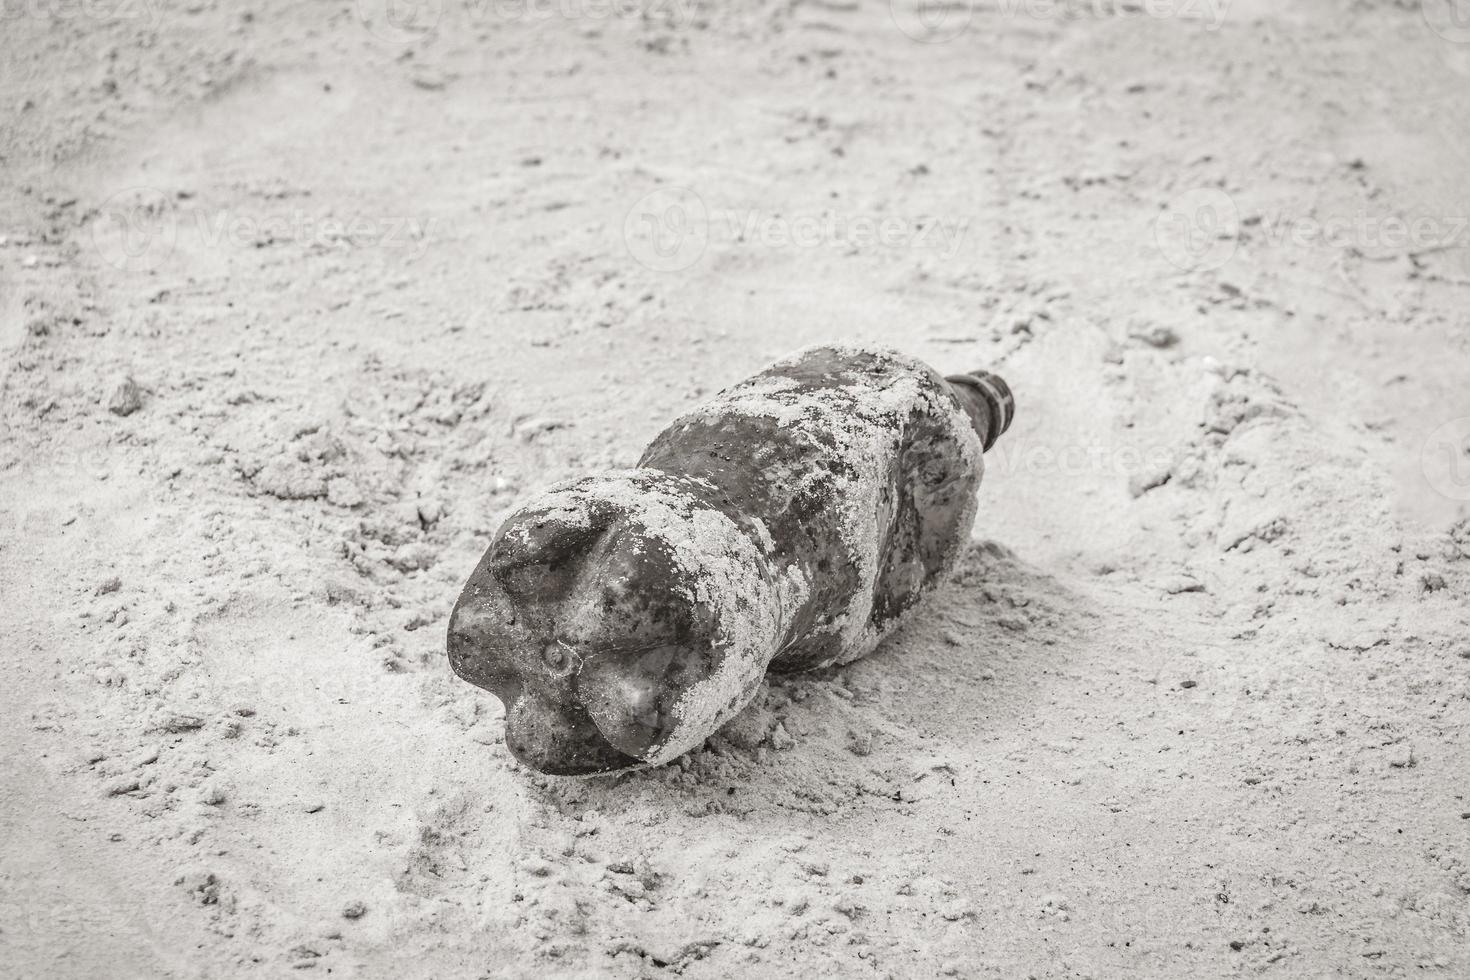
(448, 345, 1014, 775)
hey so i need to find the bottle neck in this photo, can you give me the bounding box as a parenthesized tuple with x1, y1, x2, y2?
(945, 370, 1014, 453)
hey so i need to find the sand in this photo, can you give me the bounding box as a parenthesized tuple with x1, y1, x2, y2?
(2, 1, 1468, 977)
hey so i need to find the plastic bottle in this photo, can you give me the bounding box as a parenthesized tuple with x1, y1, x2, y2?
(448, 344, 1014, 775)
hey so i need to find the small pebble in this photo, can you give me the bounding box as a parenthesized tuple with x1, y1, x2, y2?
(939, 899, 973, 921)
(1129, 322, 1180, 348)
(768, 722, 796, 751)
(108, 376, 144, 416)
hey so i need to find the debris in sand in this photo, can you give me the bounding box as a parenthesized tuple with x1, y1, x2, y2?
(512, 416, 565, 442)
(103, 777, 141, 797)
(1128, 320, 1180, 349)
(176, 869, 222, 907)
(769, 722, 796, 751)
(1162, 576, 1205, 595)
(155, 714, 206, 734)
(846, 729, 874, 756)
(108, 376, 144, 416)
(447, 346, 1015, 775)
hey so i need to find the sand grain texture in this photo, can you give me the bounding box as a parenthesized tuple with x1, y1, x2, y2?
(1, 2, 1468, 977)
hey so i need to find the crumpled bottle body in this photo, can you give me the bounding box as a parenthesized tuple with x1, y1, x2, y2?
(447, 345, 1011, 775)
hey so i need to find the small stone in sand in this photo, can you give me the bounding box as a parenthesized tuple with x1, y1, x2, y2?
(108, 376, 144, 416)
(768, 722, 795, 751)
(1128, 321, 1179, 348)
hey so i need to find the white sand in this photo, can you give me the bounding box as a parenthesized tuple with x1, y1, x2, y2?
(2, 3, 1467, 977)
